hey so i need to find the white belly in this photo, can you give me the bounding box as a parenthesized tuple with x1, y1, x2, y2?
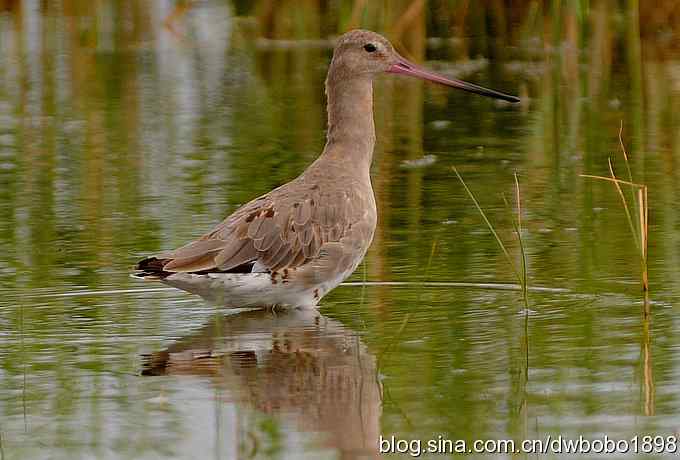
(161, 272, 324, 309)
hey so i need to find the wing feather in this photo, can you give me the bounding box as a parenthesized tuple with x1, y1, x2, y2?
(142, 179, 370, 274)
(162, 250, 223, 272)
(160, 239, 226, 260)
(214, 239, 258, 270)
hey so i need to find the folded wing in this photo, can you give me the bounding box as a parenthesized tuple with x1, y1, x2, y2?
(137, 186, 361, 274)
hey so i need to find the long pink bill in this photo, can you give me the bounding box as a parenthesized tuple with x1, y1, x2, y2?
(387, 57, 520, 103)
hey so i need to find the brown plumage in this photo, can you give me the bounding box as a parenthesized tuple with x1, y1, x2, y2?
(137, 170, 374, 275)
(135, 30, 518, 308)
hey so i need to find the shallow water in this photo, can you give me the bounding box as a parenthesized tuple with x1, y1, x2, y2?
(1, 1, 680, 459)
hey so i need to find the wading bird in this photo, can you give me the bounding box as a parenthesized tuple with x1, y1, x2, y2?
(135, 29, 519, 308)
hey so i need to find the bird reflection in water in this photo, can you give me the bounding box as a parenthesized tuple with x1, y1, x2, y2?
(142, 308, 381, 459)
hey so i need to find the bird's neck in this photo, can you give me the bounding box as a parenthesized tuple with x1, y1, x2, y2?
(322, 73, 376, 172)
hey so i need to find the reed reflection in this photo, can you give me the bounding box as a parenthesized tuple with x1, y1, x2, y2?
(142, 308, 381, 459)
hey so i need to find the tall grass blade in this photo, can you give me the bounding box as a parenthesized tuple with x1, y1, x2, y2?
(452, 167, 521, 284)
(514, 173, 529, 307)
(376, 312, 412, 368)
(501, 194, 528, 303)
(608, 158, 641, 252)
(619, 122, 638, 200)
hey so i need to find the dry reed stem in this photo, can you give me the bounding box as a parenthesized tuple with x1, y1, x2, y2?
(608, 157, 641, 252)
(580, 130, 649, 292)
(610, 120, 645, 243)
(639, 187, 649, 292)
(579, 175, 644, 188)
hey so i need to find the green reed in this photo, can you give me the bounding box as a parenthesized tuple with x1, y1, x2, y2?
(452, 167, 530, 308)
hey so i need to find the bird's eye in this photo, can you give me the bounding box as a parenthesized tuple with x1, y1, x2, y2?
(363, 43, 377, 53)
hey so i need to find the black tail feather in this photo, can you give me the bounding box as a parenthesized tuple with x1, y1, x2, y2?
(135, 257, 172, 278)
(134, 257, 259, 278)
